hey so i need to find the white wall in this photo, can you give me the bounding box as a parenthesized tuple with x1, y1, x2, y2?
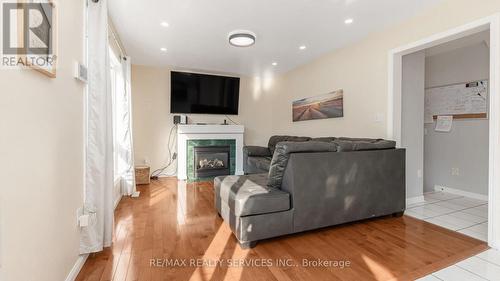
(131, 65, 275, 174)
(0, 1, 85, 280)
(424, 42, 490, 195)
(402, 51, 426, 198)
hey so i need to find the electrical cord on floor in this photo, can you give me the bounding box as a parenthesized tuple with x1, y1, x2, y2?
(150, 116, 236, 180)
(150, 124, 178, 179)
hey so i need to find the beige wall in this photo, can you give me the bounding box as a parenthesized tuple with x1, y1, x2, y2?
(270, 0, 500, 140)
(131, 65, 274, 173)
(0, 1, 85, 280)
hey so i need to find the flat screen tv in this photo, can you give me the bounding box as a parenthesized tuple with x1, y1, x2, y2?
(170, 71, 240, 115)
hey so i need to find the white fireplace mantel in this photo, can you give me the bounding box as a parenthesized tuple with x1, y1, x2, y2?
(177, 124, 244, 180)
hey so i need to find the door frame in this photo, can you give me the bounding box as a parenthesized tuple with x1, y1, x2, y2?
(388, 13, 500, 249)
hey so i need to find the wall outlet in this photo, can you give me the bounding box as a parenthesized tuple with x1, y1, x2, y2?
(143, 157, 150, 165)
(417, 169, 423, 178)
(78, 215, 90, 227)
(76, 207, 84, 227)
(451, 168, 460, 176)
(77, 207, 96, 228)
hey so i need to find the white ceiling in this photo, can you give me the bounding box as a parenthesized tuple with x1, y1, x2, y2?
(109, 0, 443, 77)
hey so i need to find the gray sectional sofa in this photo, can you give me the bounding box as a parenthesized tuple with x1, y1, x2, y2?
(242, 135, 313, 174)
(215, 136, 406, 248)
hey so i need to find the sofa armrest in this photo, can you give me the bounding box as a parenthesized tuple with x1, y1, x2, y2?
(243, 146, 272, 157)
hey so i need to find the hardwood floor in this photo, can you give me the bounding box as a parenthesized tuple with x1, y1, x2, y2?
(76, 178, 487, 281)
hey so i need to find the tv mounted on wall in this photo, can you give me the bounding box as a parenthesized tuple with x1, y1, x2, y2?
(170, 71, 240, 115)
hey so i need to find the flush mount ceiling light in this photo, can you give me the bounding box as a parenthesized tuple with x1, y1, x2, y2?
(344, 18, 354, 24)
(160, 47, 167, 52)
(228, 30, 256, 47)
(299, 45, 307, 50)
(160, 21, 169, 27)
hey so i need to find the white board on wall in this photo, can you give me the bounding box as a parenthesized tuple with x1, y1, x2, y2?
(425, 80, 488, 122)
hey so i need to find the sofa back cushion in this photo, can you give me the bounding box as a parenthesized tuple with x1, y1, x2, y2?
(334, 138, 396, 152)
(268, 141, 337, 189)
(311, 137, 336, 143)
(268, 136, 311, 155)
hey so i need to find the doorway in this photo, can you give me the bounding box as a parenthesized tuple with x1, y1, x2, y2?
(388, 14, 500, 248)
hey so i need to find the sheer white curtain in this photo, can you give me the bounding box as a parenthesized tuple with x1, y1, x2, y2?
(80, 0, 114, 254)
(116, 56, 138, 196)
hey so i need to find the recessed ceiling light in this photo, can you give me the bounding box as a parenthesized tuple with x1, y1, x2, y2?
(228, 30, 256, 47)
(299, 45, 306, 50)
(160, 21, 169, 27)
(160, 47, 167, 52)
(272, 62, 278, 66)
(344, 18, 354, 24)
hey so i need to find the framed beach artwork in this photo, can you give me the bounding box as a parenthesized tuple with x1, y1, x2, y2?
(292, 89, 344, 122)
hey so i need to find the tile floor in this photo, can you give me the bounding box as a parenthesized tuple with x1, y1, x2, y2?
(408, 191, 497, 281)
(417, 249, 500, 281)
(406, 191, 488, 241)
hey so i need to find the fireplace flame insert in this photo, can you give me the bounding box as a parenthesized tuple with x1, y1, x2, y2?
(194, 145, 231, 178)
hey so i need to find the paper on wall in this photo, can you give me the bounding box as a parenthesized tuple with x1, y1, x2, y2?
(435, 115, 453, 132)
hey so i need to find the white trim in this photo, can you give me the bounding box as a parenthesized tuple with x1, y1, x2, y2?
(388, 13, 500, 249)
(434, 185, 488, 201)
(113, 195, 122, 210)
(157, 175, 177, 178)
(113, 177, 122, 210)
(177, 125, 245, 180)
(406, 195, 425, 206)
(488, 14, 500, 250)
(177, 124, 244, 134)
(65, 254, 89, 281)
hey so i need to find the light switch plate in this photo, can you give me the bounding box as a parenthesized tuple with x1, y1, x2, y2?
(74, 62, 88, 83)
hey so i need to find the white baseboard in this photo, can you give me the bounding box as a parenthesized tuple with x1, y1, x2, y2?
(113, 195, 122, 210)
(158, 174, 177, 178)
(114, 177, 122, 210)
(65, 254, 88, 281)
(434, 185, 488, 201)
(406, 195, 425, 205)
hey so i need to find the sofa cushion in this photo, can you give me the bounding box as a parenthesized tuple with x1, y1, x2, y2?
(337, 137, 380, 142)
(334, 138, 396, 152)
(268, 141, 337, 189)
(268, 135, 311, 155)
(215, 174, 290, 216)
(311, 137, 336, 143)
(243, 146, 271, 157)
(247, 156, 272, 172)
